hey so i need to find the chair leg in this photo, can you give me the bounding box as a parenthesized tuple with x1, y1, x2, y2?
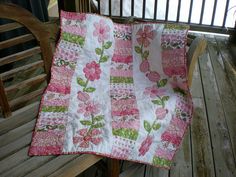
(107, 159, 120, 177)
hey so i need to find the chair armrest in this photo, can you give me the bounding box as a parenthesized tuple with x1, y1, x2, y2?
(187, 37, 207, 86)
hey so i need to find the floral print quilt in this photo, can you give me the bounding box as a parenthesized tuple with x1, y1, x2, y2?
(29, 11, 193, 169)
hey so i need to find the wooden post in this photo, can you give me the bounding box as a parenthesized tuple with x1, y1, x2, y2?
(107, 159, 120, 177)
(0, 78, 12, 117)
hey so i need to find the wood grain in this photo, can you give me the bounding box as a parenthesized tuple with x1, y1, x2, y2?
(212, 36, 236, 160)
(5, 74, 46, 94)
(0, 132, 32, 160)
(0, 147, 30, 175)
(0, 78, 11, 117)
(199, 44, 236, 177)
(1, 156, 54, 177)
(24, 155, 78, 177)
(0, 46, 41, 67)
(0, 34, 34, 50)
(48, 155, 102, 177)
(170, 129, 192, 177)
(0, 22, 23, 33)
(0, 102, 39, 135)
(0, 60, 44, 81)
(0, 119, 35, 148)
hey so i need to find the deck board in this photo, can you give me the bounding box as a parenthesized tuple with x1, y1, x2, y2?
(210, 36, 236, 160)
(199, 39, 236, 177)
(169, 129, 192, 177)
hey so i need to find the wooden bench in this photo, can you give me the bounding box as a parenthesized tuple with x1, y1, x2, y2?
(0, 3, 207, 177)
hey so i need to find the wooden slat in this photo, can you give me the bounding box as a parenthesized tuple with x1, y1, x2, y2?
(5, 74, 46, 94)
(0, 46, 41, 67)
(0, 119, 35, 148)
(0, 34, 34, 50)
(145, 165, 168, 177)
(108, 159, 120, 177)
(0, 147, 30, 175)
(0, 132, 32, 160)
(210, 36, 236, 161)
(190, 61, 203, 100)
(1, 156, 55, 177)
(24, 155, 77, 177)
(199, 43, 236, 177)
(191, 98, 215, 177)
(0, 101, 39, 135)
(0, 60, 44, 81)
(48, 154, 102, 177)
(9, 88, 45, 109)
(0, 22, 23, 33)
(119, 164, 143, 177)
(170, 129, 192, 177)
(0, 78, 11, 117)
(187, 37, 207, 86)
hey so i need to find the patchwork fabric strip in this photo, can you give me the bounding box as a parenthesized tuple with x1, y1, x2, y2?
(29, 11, 193, 169)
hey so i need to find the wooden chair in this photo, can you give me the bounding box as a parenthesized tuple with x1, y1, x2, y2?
(0, 3, 207, 177)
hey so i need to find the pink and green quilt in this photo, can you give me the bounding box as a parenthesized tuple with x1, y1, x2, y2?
(29, 11, 193, 169)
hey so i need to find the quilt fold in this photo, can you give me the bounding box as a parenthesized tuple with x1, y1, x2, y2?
(29, 11, 193, 169)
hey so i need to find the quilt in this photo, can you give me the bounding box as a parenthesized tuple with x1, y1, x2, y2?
(29, 11, 193, 169)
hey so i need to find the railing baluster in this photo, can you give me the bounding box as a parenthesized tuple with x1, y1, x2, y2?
(109, 0, 111, 16)
(222, 0, 230, 27)
(98, 0, 101, 14)
(200, 0, 206, 24)
(176, 0, 181, 22)
(188, 0, 194, 23)
(154, 0, 158, 20)
(120, 0, 123, 17)
(211, 0, 218, 26)
(131, 0, 134, 16)
(165, 0, 170, 21)
(142, 0, 146, 19)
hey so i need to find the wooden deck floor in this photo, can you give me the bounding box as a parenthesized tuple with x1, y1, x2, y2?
(80, 34, 236, 177)
(0, 34, 235, 177)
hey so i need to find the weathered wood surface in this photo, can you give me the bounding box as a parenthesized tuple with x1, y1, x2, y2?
(170, 129, 192, 177)
(0, 34, 35, 50)
(199, 36, 236, 177)
(0, 22, 23, 33)
(0, 60, 44, 81)
(211, 36, 236, 160)
(0, 46, 41, 66)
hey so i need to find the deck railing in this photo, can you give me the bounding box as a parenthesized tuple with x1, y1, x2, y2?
(57, 0, 236, 34)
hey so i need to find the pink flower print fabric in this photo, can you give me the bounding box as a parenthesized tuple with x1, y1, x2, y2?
(29, 12, 192, 169)
(83, 61, 102, 81)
